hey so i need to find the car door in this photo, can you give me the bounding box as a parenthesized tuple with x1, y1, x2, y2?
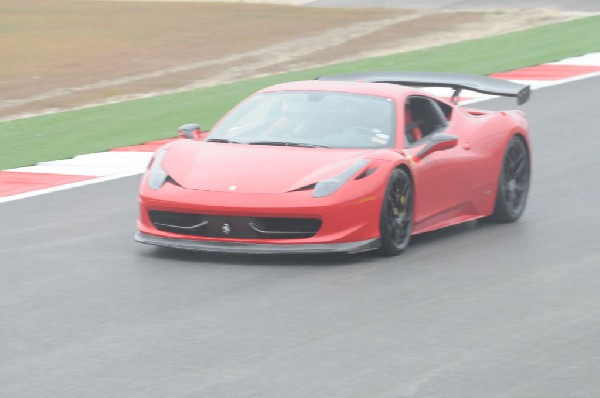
(402, 95, 473, 232)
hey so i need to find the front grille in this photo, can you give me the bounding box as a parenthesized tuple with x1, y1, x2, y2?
(149, 211, 321, 239)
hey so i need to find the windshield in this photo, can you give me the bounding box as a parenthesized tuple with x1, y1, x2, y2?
(209, 91, 396, 149)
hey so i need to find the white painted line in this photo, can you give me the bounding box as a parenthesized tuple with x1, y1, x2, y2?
(71, 151, 155, 162)
(0, 169, 145, 204)
(2, 57, 600, 204)
(420, 86, 484, 100)
(504, 80, 560, 89)
(549, 53, 600, 66)
(7, 152, 153, 176)
(415, 79, 565, 99)
(7, 164, 144, 177)
(460, 70, 600, 106)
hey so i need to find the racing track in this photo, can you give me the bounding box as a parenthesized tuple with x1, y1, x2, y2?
(1, 77, 600, 397)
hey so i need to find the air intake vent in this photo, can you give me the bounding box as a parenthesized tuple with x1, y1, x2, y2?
(149, 211, 321, 239)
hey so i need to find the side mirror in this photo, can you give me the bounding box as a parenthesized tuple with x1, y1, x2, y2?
(178, 123, 207, 140)
(414, 133, 458, 161)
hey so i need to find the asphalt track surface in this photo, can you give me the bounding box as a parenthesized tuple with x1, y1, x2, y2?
(2, 77, 600, 397)
(309, 0, 600, 11)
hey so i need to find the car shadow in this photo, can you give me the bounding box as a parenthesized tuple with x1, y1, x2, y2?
(410, 220, 480, 247)
(137, 219, 504, 266)
(409, 218, 519, 248)
(139, 245, 375, 267)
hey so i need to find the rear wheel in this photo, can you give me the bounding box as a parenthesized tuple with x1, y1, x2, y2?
(378, 168, 413, 256)
(489, 136, 530, 222)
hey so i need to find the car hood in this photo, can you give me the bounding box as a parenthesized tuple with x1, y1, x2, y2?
(161, 140, 377, 194)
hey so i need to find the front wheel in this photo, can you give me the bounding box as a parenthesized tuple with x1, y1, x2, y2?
(489, 136, 531, 222)
(378, 168, 414, 256)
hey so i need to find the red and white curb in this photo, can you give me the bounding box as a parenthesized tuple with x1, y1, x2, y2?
(0, 139, 177, 202)
(1, 52, 600, 204)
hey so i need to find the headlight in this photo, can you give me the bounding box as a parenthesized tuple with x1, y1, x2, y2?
(147, 148, 170, 190)
(313, 159, 371, 198)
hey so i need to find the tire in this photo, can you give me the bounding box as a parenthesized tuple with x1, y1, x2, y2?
(489, 136, 531, 223)
(378, 168, 414, 256)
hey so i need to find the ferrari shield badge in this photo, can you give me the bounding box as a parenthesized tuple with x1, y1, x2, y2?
(222, 223, 231, 235)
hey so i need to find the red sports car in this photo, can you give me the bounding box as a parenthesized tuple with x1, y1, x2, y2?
(136, 72, 531, 255)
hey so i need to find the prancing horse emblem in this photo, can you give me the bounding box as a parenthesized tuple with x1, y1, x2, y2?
(222, 223, 231, 235)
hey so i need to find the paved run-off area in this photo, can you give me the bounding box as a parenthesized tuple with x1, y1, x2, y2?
(3, 2, 600, 396)
(2, 74, 600, 397)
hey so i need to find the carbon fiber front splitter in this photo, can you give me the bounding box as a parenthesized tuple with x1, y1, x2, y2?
(135, 232, 380, 254)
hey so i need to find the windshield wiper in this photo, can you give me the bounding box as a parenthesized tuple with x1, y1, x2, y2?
(206, 138, 241, 144)
(248, 141, 328, 148)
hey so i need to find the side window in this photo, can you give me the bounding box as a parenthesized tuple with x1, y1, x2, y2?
(404, 96, 448, 146)
(433, 98, 453, 121)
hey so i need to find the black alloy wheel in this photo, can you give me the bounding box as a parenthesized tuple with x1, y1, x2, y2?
(378, 168, 413, 256)
(490, 136, 531, 222)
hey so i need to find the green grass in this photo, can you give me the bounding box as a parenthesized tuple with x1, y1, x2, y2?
(1, 15, 598, 169)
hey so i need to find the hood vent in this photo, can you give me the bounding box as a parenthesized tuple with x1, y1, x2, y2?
(355, 167, 378, 180)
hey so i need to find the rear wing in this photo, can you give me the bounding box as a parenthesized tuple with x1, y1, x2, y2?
(316, 71, 531, 105)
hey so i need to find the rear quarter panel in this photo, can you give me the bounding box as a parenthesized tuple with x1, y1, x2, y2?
(451, 107, 529, 216)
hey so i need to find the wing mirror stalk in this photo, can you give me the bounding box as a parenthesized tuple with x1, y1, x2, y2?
(178, 123, 208, 140)
(413, 133, 458, 162)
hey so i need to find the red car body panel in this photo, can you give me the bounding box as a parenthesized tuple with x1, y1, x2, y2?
(161, 142, 378, 194)
(408, 107, 529, 234)
(136, 79, 530, 253)
(139, 144, 395, 245)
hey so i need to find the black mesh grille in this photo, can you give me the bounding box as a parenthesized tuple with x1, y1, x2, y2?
(149, 211, 321, 239)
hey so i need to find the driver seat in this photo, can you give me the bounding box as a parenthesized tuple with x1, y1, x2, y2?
(405, 105, 423, 143)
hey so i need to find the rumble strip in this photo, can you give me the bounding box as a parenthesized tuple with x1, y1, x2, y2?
(1, 53, 600, 203)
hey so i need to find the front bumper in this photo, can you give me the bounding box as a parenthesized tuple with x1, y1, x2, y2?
(136, 159, 392, 253)
(135, 232, 380, 254)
